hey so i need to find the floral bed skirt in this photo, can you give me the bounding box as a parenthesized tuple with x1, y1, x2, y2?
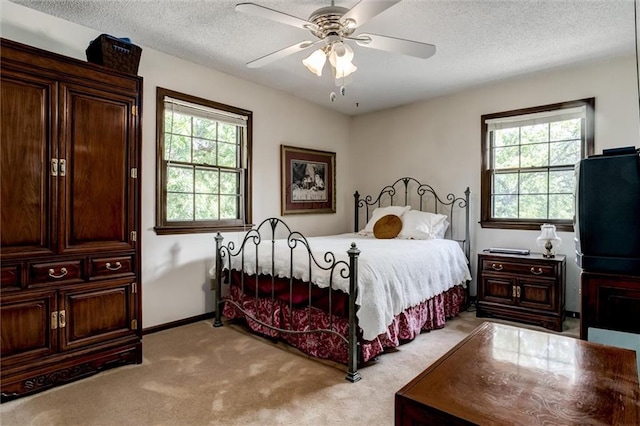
(222, 284, 466, 364)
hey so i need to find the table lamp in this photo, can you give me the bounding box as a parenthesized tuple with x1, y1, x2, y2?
(537, 223, 561, 258)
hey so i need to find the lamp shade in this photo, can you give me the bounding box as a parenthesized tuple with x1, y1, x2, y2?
(537, 223, 561, 244)
(329, 42, 357, 79)
(302, 49, 327, 76)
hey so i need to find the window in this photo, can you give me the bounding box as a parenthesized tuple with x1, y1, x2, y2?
(155, 88, 252, 235)
(480, 98, 594, 231)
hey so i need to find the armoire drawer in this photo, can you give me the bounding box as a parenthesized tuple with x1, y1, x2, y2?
(90, 255, 134, 279)
(1, 264, 23, 291)
(28, 260, 84, 285)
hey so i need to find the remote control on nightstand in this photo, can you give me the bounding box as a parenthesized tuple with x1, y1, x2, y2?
(486, 247, 530, 255)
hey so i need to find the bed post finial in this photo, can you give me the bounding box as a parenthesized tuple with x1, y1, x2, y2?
(402, 177, 411, 206)
(214, 232, 224, 328)
(353, 191, 360, 233)
(464, 187, 470, 262)
(346, 242, 362, 383)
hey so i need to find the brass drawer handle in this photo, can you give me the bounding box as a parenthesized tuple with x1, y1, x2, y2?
(106, 261, 122, 271)
(48, 267, 68, 279)
(59, 310, 66, 328)
(512, 286, 522, 298)
(530, 267, 543, 275)
(51, 158, 58, 176)
(491, 263, 503, 271)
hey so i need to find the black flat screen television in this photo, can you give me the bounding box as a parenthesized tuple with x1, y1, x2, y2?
(574, 147, 640, 275)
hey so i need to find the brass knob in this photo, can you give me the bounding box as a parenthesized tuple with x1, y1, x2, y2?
(530, 267, 543, 275)
(106, 261, 122, 271)
(48, 267, 68, 279)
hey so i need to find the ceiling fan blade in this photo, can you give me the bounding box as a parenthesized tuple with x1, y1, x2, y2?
(353, 33, 436, 59)
(341, 0, 401, 27)
(236, 2, 317, 31)
(246, 40, 322, 68)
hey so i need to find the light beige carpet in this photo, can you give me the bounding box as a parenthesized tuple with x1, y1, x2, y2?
(0, 311, 578, 426)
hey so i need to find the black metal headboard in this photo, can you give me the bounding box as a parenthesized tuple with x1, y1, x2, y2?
(353, 177, 471, 261)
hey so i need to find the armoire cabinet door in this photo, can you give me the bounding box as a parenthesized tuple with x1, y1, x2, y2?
(0, 70, 57, 258)
(58, 83, 137, 255)
(0, 289, 58, 368)
(58, 278, 137, 352)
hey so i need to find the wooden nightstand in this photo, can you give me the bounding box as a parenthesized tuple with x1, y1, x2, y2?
(476, 251, 566, 331)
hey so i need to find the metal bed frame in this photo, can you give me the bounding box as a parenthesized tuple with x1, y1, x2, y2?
(213, 177, 470, 382)
(355, 177, 470, 262)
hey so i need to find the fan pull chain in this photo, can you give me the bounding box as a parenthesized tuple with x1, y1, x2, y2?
(330, 75, 347, 102)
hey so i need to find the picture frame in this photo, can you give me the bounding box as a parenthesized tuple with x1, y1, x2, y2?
(280, 145, 336, 215)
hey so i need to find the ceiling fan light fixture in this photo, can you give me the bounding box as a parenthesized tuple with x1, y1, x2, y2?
(329, 42, 357, 79)
(333, 61, 357, 79)
(329, 41, 353, 63)
(302, 48, 327, 76)
(237, 1, 437, 100)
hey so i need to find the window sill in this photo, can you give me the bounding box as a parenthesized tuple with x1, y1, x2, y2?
(480, 220, 574, 233)
(154, 224, 254, 235)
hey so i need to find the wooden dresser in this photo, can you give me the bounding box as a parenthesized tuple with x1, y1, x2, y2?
(0, 38, 143, 400)
(476, 251, 566, 331)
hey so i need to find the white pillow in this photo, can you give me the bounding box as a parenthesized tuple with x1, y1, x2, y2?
(397, 210, 449, 240)
(434, 217, 450, 239)
(359, 205, 411, 236)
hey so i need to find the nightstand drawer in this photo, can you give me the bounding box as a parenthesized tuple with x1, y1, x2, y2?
(481, 259, 555, 278)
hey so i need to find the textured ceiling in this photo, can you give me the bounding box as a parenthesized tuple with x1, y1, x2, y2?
(11, 0, 638, 115)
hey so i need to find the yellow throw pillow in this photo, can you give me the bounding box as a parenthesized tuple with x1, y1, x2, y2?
(373, 214, 403, 239)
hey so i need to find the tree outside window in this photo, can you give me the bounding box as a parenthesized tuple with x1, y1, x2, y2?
(155, 88, 252, 235)
(480, 99, 594, 232)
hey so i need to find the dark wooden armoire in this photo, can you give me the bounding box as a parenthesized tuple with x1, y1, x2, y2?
(0, 38, 143, 400)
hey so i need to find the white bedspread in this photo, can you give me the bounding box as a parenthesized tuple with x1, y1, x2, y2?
(221, 233, 471, 341)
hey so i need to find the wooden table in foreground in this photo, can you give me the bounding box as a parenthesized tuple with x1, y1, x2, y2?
(395, 322, 639, 425)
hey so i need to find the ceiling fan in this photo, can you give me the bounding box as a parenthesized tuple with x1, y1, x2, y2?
(236, 0, 436, 96)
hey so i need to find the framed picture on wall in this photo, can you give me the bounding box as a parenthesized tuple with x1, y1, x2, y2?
(280, 145, 336, 215)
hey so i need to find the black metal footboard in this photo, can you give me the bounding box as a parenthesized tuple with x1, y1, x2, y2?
(213, 218, 361, 382)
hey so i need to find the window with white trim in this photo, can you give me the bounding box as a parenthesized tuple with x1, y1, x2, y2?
(480, 98, 594, 231)
(155, 88, 252, 235)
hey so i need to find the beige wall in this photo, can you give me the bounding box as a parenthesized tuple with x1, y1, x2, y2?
(1, 2, 352, 328)
(350, 55, 640, 312)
